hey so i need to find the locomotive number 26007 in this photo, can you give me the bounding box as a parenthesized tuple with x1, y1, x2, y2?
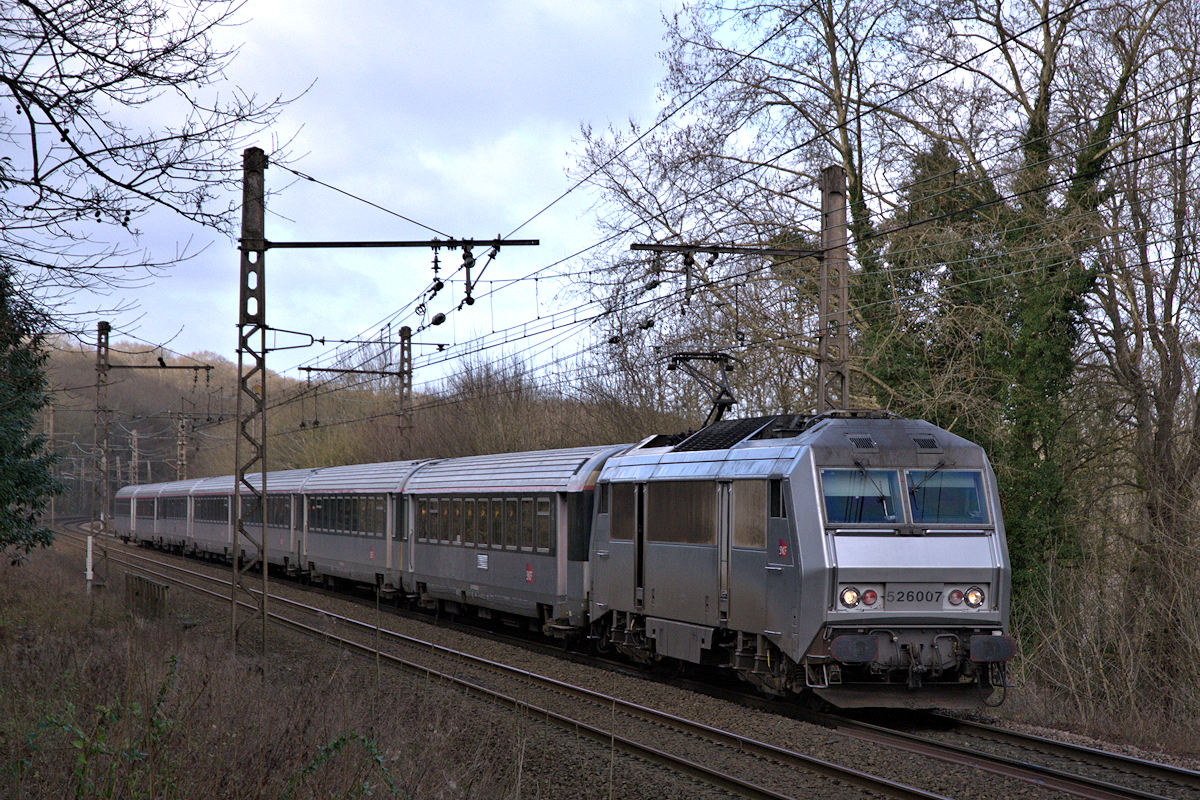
(886, 587, 943, 605)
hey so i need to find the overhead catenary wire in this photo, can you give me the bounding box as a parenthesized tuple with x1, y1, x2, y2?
(326, 0, 1097, 352)
(105, 0, 1186, 453)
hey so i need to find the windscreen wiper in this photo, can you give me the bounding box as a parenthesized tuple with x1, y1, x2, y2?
(910, 459, 946, 495)
(853, 459, 892, 519)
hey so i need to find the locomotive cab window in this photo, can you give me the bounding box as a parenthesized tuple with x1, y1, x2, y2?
(820, 469, 902, 524)
(906, 470, 989, 524)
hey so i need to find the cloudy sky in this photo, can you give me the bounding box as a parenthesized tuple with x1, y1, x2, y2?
(95, 0, 680, 385)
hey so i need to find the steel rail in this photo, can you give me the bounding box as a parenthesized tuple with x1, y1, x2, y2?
(821, 712, 1182, 800)
(922, 712, 1200, 797)
(58, 532, 944, 800)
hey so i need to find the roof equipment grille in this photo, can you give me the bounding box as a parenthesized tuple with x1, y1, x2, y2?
(847, 434, 877, 450)
(673, 416, 775, 452)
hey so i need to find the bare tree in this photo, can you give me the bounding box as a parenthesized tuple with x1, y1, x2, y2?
(1072, 0, 1200, 704)
(0, 0, 289, 317)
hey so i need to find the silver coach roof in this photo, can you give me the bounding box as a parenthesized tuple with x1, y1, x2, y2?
(116, 478, 207, 499)
(404, 445, 629, 494)
(190, 474, 237, 495)
(241, 468, 317, 493)
(301, 460, 427, 494)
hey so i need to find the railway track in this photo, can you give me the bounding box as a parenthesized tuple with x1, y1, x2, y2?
(914, 712, 1200, 800)
(60, 528, 1200, 800)
(57, 529, 942, 800)
(815, 711, 1198, 800)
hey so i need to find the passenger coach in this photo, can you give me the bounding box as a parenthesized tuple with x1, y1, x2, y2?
(404, 445, 625, 631)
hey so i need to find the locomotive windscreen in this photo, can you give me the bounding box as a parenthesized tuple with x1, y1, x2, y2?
(906, 470, 989, 524)
(820, 469, 901, 523)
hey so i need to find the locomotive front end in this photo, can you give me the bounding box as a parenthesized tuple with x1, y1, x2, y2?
(796, 419, 1015, 708)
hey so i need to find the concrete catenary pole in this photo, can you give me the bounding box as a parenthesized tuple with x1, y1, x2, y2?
(817, 165, 850, 412)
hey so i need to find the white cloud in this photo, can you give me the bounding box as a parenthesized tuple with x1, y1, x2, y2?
(67, 0, 679, 381)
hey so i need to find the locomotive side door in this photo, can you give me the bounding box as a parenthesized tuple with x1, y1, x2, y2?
(591, 482, 641, 616)
(633, 483, 646, 609)
(717, 481, 732, 624)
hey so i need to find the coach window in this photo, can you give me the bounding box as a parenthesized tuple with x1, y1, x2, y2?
(733, 480, 767, 549)
(266, 496, 288, 528)
(597, 482, 609, 514)
(434, 498, 446, 542)
(368, 495, 386, 538)
(474, 498, 486, 547)
(518, 498, 534, 551)
(471, 498, 483, 547)
(610, 483, 635, 541)
(451, 499, 463, 544)
(161, 497, 186, 520)
(535, 497, 553, 553)
(136, 498, 155, 520)
(355, 496, 367, 536)
(504, 498, 518, 549)
(463, 499, 475, 546)
(423, 499, 436, 541)
(197, 496, 230, 524)
(394, 498, 407, 541)
(490, 499, 503, 549)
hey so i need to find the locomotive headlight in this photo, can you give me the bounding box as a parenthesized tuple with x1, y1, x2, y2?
(965, 586, 985, 608)
(840, 587, 861, 608)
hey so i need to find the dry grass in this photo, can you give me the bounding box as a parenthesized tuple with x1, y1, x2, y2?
(1001, 552, 1200, 758)
(0, 547, 514, 799)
